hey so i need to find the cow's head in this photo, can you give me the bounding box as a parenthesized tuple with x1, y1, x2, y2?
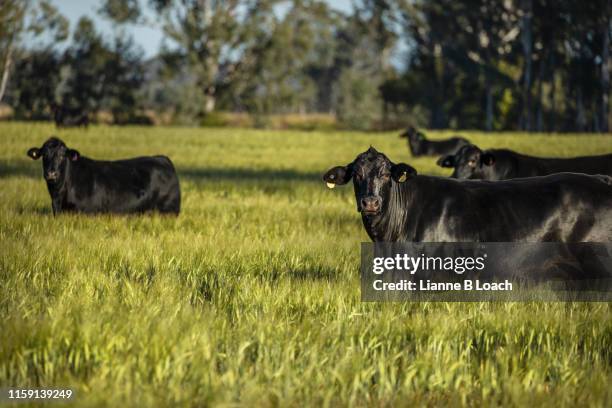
(400, 126, 425, 142)
(400, 127, 426, 156)
(27, 137, 80, 183)
(437, 144, 495, 179)
(323, 147, 416, 216)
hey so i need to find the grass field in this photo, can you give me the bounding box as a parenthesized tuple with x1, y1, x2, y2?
(1, 122, 611, 407)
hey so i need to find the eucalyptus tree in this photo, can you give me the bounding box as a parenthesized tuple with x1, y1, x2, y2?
(0, 0, 68, 103)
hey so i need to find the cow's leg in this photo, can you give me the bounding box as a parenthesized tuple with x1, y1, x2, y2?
(51, 198, 61, 216)
(158, 194, 180, 215)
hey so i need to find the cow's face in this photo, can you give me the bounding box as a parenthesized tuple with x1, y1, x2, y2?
(27, 137, 80, 183)
(323, 147, 416, 216)
(437, 144, 495, 179)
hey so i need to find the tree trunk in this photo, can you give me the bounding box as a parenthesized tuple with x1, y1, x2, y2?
(0, 41, 14, 103)
(576, 87, 586, 131)
(519, 0, 533, 131)
(202, 52, 218, 114)
(204, 85, 216, 114)
(382, 100, 388, 123)
(593, 100, 600, 132)
(485, 75, 493, 131)
(535, 51, 546, 132)
(549, 71, 557, 132)
(600, 17, 610, 132)
(433, 43, 446, 128)
(548, 52, 556, 132)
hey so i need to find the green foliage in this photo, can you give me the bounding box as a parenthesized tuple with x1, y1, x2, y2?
(236, 2, 330, 116)
(1, 123, 611, 406)
(31, 0, 69, 41)
(98, 0, 141, 24)
(56, 17, 108, 114)
(390, 0, 610, 132)
(0, 0, 26, 44)
(336, 67, 383, 130)
(3, 14, 144, 124)
(164, 78, 207, 126)
(134, 0, 397, 129)
(4, 0, 611, 132)
(16, 17, 145, 124)
(0, 0, 69, 103)
(9, 49, 61, 120)
(0, 0, 68, 44)
(143, 0, 261, 116)
(496, 88, 517, 130)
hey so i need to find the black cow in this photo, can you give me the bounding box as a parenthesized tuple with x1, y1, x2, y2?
(27, 137, 181, 215)
(323, 147, 612, 242)
(400, 127, 469, 157)
(50, 103, 90, 128)
(437, 144, 612, 180)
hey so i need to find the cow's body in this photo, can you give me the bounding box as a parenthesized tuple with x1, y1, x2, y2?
(401, 127, 469, 157)
(438, 144, 612, 180)
(323, 148, 612, 243)
(361, 173, 612, 242)
(51, 103, 89, 128)
(28, 137, 180, 215)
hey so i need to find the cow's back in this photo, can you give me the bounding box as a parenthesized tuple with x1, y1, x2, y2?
(424, 137, 469, 156)
(66, 156, 180, 214)
(514, 153, 612, 178)
(473, 173, 612, 241)
(408, 174, 612, 242)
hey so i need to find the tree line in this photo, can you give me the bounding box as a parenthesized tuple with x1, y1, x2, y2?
(0, 0, 609, 132)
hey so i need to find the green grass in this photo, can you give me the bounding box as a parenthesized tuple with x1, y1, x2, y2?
(0, 122, 611, 407)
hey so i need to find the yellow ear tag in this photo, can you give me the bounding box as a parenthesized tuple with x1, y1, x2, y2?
(326, 182, 336, 189)
(398, 172, 407, 183)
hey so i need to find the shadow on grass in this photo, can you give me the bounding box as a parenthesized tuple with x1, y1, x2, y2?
(178, 167, 322, 183)
(287, 264, 341, 281)
(12, 204, 52, 215)
(0, 161, 39, 179)
(31, 206, 52, 215)
(0, 163, 324, 184)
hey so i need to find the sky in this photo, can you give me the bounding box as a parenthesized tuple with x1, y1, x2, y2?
(46, 0, 354, 58)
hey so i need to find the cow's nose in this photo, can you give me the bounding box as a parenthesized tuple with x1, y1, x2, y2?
(45, 171, 58, 181)
(361, 196, 381, 212)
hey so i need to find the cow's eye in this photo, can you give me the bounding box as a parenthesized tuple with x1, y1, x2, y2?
(354, 173, 362, 181)
(468, 159, 477, 168)
(380, 173, 391, 180)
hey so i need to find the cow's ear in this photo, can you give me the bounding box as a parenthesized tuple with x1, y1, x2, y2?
(323, 165, 352, 188)
(27, 147, 42, 160)
(67, 149, 80, 161)
(482, 152, 495, 166)
(391, 163, 417, 183)
(437, 155, 455, 168)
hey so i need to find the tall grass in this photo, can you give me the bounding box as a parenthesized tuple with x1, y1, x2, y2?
(0, 123, 611, 406)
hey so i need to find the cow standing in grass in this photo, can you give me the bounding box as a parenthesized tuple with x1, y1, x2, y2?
(400, 127, 469, 157)
(27, 137, 181, 215)
(437, 144, 612, 180)
(323, 147, 612, 242)
(50, 103, 90, 128)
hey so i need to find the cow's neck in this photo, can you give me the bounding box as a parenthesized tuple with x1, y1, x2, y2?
(489, 150, 519, 179)
(361, 180, 416, 242)
(409, 140, 423, 156)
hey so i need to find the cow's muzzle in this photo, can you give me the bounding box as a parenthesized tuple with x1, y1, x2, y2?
(45, 171, 59, 181)
(360, 196, 382, 215)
